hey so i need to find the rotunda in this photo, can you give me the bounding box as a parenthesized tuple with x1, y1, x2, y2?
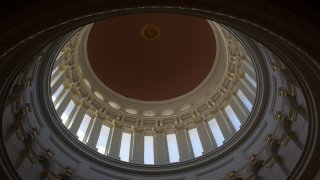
(49, 13, 258, 165)
(0, 1, 320, 180)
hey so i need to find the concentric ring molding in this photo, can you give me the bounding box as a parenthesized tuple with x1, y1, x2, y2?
(45, 17, 265, 169)
(77, 21, 227, 116)
(0, 1, 319, 180)
(59, 21, 255, 135)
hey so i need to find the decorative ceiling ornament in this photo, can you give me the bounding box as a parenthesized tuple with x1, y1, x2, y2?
(140, 24, 161, 41)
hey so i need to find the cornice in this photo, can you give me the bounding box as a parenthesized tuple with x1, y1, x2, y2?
(0, 1, 319, 179)
(56, 22, 255, 134)
(34, 26, 271, 174)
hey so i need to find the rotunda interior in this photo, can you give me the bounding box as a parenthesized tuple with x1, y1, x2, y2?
(0, 1, 320, 180)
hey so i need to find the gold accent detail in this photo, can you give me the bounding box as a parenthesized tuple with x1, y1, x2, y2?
(11, 96, 19, 114)
(275, 112, 284, 121)
(152, 126, 165, 133)
(113, 120, 124, 129)
(65, 167, 75, 177)
(26, 150, 38, 163)
(249, 154, 257, 164)
(227, 170, 240, 180)
(22, 104, 31, 113)
(192, 115, 203, 124)
(174, 119, 186, 131)
(31, 127, 39, 138)
(132, 126, 144, 133)
(281, 131, 296, 146)
(265, 135, 274, 144)
(44, 149, 54, 160)
(278, 88, 287, 96)
(289, 108, 298, 122)
(263, 156, 280, 168)
(42, 170, 59, 180)
(140, 24, 161, 41)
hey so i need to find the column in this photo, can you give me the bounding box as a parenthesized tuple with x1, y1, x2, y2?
(68, 107, 86, 135)
(215, 111, 235, 141)
(230, 96, 249, 124)
(50, 71, 64, 93)
(129, 132, 144, 164)
(176, 129, 193, 161)
(55, 91, 71, 116)
(239, 80, 256, 103)
(65, 104, 80, 127)
(154, 133, 169, 165)
(197, 121, 215, 154)
(86, 117, 102, 150)
(83, 116, 95, 143)
(242, 60, 255, 79)
(106, 127, 122, 159)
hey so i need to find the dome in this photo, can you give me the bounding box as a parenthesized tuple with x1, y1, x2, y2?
(86, 13, 217, 101)
(49, 13, 258, 165)
(1, 1, 320, 180)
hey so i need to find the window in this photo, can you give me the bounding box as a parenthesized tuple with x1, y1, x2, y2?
(51, 66, 59, 76)
(56, 51, 64, 61)
(225, 105, 241, 131)
(245, 73, 257, 88)
(96, 125, 111, 154)
(208, 118, 225, 146)
(188, 128, 203, 158)
(60, 100, 75, 124)
(237, 89, 253, 110)
(76, 114, 91, 141)
(144, 136, 154, 164)
(50, 71, 63, 87)
(119, 132, 131, 162)
(166, 134, 179, 163)
(51, 84, 64, 102)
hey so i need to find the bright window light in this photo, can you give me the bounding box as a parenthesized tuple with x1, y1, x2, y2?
(237, 89, 253, 110)
(96, 125, 111, 154)
(208, 118, 225, 146)
(76, 114, 91, 141)
(188, 128, 203, 158)
(245, 73, 257, 88)
(50, 71, 63, 87)
(119, 132, 131, 162)
(166, 134, 180, 163)
(60, 100, 75, 124)
(51, 84, 64, 102)
(144, 136, 154, 164)
(225, 105, 241, 131)
(51, 66, 59, 76)
(56, 51, 64, 60)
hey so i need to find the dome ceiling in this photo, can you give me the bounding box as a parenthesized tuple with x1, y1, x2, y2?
(87, 13, 216, 101)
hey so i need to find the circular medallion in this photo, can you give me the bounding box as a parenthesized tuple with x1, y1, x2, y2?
(140, 24, 161, 41)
